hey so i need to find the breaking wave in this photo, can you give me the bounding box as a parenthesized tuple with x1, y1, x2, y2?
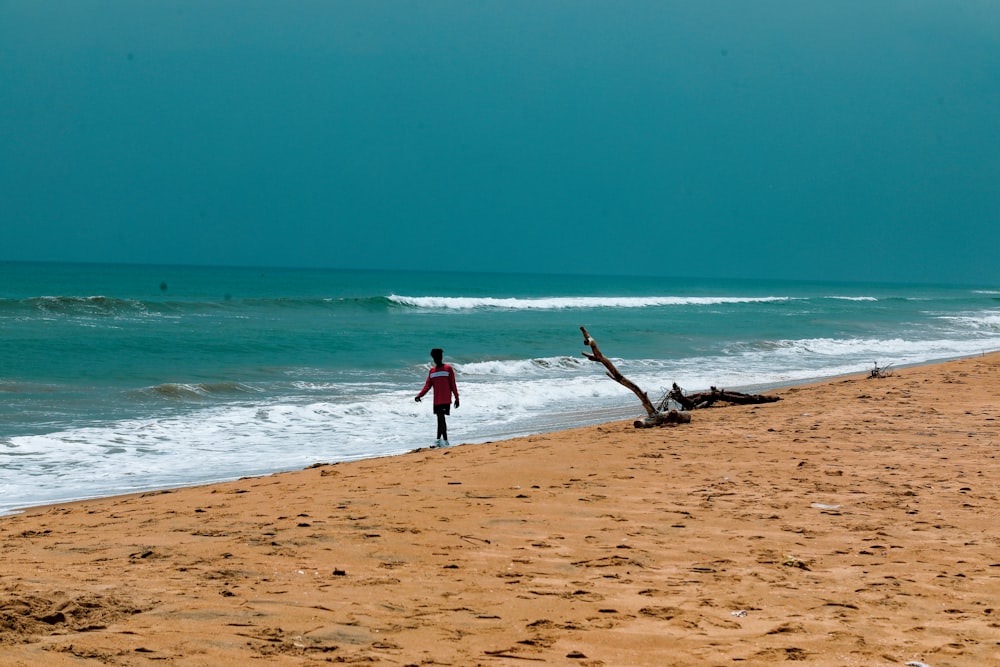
(387, 295, 793, 310)
(137, 382, 260, 400)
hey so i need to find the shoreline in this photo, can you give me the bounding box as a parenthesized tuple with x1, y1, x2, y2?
(2, 352, 999, 665)
(6, 351, 996, 518)
(2, 351, 994, 514)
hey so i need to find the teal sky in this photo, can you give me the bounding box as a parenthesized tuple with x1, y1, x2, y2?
(2, 1, 999, 284)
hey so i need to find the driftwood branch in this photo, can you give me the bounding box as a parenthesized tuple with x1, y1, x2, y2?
(868, 361, 894, 379)
(665, 383, 780, 410)
(580, 327, 691, 428)
(581, 326, 656, 416)
(579, 327, 778, 425)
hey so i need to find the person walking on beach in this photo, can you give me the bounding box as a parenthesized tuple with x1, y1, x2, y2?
(415, 348, 459, 448)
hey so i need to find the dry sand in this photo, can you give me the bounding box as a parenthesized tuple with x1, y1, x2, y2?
(2, 354, 999, 666)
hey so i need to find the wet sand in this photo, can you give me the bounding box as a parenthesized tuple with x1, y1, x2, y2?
(2, 354, 999, 666)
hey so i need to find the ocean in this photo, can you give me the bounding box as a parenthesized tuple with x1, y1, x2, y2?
(2, 262, 999, 514)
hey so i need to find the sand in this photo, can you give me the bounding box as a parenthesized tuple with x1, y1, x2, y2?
(2, 354, 999, 666)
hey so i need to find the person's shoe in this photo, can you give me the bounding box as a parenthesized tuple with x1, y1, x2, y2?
(432, 438, 443, 448)
(440, 439, 450, 448)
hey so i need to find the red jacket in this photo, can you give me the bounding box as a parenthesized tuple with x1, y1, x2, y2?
(418, 364, 459, 405)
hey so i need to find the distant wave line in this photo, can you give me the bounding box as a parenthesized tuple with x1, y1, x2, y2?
(387, 295, 794, 310)
(14, 292, 964, 317)
(0, 295, 398, 317)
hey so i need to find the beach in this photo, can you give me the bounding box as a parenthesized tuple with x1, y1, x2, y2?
(2, 353, 999, 666)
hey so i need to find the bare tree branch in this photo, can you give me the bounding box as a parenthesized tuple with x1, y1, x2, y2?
(580, 326, 658, 417)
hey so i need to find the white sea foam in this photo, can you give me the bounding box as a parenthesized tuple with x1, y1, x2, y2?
(387, 294, 792, 310)
(826, 295, 879, 301)
(457, 356, 588, 376)
(724, 335, 1000, 367)
(937, 313, 1000, 329)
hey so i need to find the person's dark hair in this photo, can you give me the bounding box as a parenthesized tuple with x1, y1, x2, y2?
(430, 348, 444, 365)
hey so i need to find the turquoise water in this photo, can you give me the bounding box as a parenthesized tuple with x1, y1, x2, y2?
(2, 262, 999, 513)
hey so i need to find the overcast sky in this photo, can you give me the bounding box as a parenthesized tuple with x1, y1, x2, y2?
(2, 1, 998, 284)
